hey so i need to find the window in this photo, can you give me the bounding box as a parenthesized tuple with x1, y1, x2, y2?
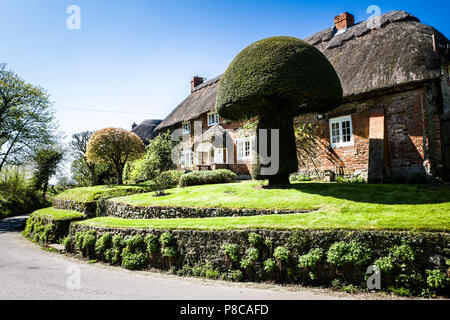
(182, 121, 191, 134)
(236, 137, 254, 160)
(207, 112, 219, 126)
(180, 150, 194, 167)
(329, 115, 353, 147)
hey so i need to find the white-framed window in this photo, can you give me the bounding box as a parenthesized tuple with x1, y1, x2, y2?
(180, 150, 194, 167)
(182, 121, 191, 134)
(236, 137, 255, 160)
(329, 115, 353, 148)
(207, 112, 219, 126)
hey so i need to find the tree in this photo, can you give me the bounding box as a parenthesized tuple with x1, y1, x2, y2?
(32, 147, 64, 198)
(70, 131, 97, 186)
(0, 64, 57, 172)
(71, 156, 115, 186)
(123, 130, 176, 183)
(86, 127, 145, 185)
(216, 36, 342, 188)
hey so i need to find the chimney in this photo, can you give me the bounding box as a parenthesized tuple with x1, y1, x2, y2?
(191, 76, 204, 92)
(132, 122, 137, 130)
(334, 12, 354, 31)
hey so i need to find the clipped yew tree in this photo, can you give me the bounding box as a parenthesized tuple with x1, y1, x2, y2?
(216, 36, 342, 188)
(86, 127, 145, 185)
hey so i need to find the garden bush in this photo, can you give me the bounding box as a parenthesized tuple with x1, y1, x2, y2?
(121, 235, 149, 270)
(179, 169, 237, 187)
(95, 233, 112, 260)
(222, 243, 240, 264)
(326, 241, 372, 267)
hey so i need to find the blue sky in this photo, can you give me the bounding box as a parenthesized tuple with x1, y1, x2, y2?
(1, 0, 449, 142)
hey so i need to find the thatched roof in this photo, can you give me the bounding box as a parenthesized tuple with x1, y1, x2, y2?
(156, 10, 449, 131)
(132, 119, 162, 145)
(155, 76, 220, 130)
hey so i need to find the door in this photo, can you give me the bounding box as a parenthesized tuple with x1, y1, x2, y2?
(214, 148, 224, 164)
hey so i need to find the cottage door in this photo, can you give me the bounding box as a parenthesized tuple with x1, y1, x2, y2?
(214, 148, 224, 164)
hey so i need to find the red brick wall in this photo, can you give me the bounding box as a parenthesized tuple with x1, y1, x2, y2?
(295, 86, 444, 181)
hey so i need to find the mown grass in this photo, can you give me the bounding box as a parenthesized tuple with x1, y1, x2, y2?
(80, 181, 450, 231)
(54, 185, 150, 203)
(32, 207, 86, 220)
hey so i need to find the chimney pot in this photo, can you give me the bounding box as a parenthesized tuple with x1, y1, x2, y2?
(334, 12, 354, 31)
(191, 76, 204, 92)
(132, 122, 137, 130)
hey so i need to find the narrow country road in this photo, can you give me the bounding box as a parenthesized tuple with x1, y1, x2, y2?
(0, 215, 372, 300)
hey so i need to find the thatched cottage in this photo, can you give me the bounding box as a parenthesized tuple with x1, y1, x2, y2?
(131, 119, 162, 145)
(155, 10, 450, 182)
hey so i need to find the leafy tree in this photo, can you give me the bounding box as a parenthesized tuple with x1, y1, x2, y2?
(32, 147, 64, 198)
(0, 64, 57, 172)
(216, 37, 342, 188)
(86, 127, 145, 185)
(124, 130, 176, 183)
(70, 131, 97, 186)
(70, 156, 115, 186)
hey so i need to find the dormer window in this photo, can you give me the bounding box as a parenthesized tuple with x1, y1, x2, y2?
(182, 121, 191, 134)
(207, 112, 219, 126)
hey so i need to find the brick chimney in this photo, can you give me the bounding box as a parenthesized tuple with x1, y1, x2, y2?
(191, 76, 204, 92)
(334, 12, 354, 31)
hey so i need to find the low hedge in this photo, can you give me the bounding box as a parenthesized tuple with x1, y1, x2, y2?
(179, 169, 237, 187)
(23, 208, 85, 244)
(53, 185, 151, 217)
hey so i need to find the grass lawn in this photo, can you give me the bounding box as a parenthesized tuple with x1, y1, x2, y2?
(32, 207, 86, 220)
(83, 181, 450, 231)
(54, 185, 150, 203)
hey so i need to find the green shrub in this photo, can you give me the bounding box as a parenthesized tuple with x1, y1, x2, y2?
(75, 232, 84, 250)
(298, 248, 324, 269)
(179, 169, 237, 187)
(112, 235, 125, 249)
(160, 232, 175, 247)
(289, 174, 312, 182)
(121, 248, 148, 270)
(161, 246, 177, 258)
(222, 243, 240, 263)
(203, 262, 220, 279)
(374, 256, 395, 274)
(263, 258, 277, 273)
(95, 233, 112, 257)
(162, 170, 183, 186)
(105, 235, 126, 265)
(326, 241, 372, 267)
(389, 244, 415, 263)
(248, 232, 263, 247)
(240, 248, 259, 269)
(126, 235, 146, 251)
(426, 270, 449, 291)
(273, 246, 290, 263)
(228, 269, 244, 282)
(120, 235, 149, 270)
(81, 230, 96, 257)
(145, 234, 159, 254)
(335, 176, 365, 184)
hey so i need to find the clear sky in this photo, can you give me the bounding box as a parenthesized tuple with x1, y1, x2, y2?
(1, 0, 449, 142)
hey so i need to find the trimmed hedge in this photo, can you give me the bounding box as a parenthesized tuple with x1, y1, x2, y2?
(179, 169, 237, 187)
(23, 208, 85, 244)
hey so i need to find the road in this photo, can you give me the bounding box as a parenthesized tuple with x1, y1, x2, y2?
(0, 215, 370, 300)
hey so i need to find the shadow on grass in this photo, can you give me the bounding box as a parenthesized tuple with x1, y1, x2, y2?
(290, 182, 450, 205)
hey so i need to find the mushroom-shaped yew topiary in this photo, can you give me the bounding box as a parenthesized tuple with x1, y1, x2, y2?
(86, 127, 145, 185)
(216, 36, 342, 188)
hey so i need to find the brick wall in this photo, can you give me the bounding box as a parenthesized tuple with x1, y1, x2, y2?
(295, 86, 444, 181)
